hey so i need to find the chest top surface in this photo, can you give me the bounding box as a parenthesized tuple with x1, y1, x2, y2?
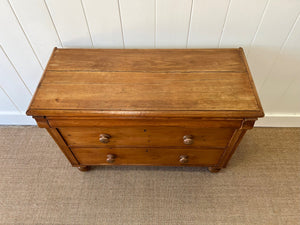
(27, 48, 264, 118)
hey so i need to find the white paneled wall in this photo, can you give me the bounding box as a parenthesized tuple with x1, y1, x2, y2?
(0, 0, 43, 93)
(119, 0, 155, 48)
(82, 0, 123, 48)
(0, 0, 300, 126)
(156, 0, 193, 48)
(9, 0, 62, 68)
(0, 46, 32, 111)
(188, 0, 231, 48)
(46, 0, 93, 47)
(219, 0, 269, 51)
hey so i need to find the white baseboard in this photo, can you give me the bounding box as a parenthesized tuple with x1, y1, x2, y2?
(0, 112, 36, 125)
(255, 114, 300, 127)
(0, 112, 299, 127)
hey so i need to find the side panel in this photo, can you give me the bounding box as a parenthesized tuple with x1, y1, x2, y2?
(218, 119, 256, 168)
(33, 116, 79, 166)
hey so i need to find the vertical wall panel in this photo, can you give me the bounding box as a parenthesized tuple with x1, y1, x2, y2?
(0, 47, 32, 112)
(219, 0, 268, 53)
(82, 0, 123, 48)
(259, 16, 300, 113)
(0, 0, 43, 93)
(45, 0, 93, 47)
(247, 0, 300, 89)
(0, 88, 18, 112)
(9, 0, 62, 68)
(156, 0, 192, 48)
(188, 0, 230, 48)
(119, 0, 155, 48)
(277, 78, 300, 114)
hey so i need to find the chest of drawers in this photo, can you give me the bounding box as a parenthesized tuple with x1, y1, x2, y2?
(27, 48, 264, 172)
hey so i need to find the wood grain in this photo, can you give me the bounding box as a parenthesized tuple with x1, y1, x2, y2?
(46, 128, 79, 166)
(28, 72, 260, 113)
(47, 49, 246, 72)
(59, 126, 235, 148)
(28, 109, 263, 118)
(48, 118, 243, 128)
(26, 48, 264, 171)
(239, 48, 264, 116)
(71, 147, 224, 166)
(27, 48, 263, 118)
(43, 71, 248, 84)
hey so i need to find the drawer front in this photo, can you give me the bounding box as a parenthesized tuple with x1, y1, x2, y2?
(59, 127, 235, 148)
(71, 148, 224, 166)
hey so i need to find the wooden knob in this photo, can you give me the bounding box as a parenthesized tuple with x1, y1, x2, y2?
(179, 155, 189, 164)
(99, 134, 111, 143)
(183, 135, 193, 145)
(106, 154, 116, 163)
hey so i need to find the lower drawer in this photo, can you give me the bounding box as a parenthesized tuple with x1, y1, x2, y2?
(71, 147, 224, 166)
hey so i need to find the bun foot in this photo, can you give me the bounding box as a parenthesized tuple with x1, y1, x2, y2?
(77, 166, 90, 172)
(208, 167, 221, 173)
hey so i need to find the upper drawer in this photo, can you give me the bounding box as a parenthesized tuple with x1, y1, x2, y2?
(59, 126, 236, 148)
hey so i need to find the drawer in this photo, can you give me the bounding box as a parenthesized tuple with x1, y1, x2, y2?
(59, 126, 235, 148)
(71, 147, 224, 166)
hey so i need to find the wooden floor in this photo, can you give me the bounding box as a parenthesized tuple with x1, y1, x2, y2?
(0, 127, 299, 225)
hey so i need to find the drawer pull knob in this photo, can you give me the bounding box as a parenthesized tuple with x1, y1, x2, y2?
(99, 134, 111, 143)
(179, 155, 189, 164)
(106, 154, 116, 163)
(183, 135, 193, 145)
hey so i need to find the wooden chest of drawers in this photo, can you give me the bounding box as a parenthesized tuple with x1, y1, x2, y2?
(27, 48, 264, 172)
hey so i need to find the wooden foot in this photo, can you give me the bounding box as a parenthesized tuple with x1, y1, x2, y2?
(77, 166, 90, 172)
(208, 167, 221, 173)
